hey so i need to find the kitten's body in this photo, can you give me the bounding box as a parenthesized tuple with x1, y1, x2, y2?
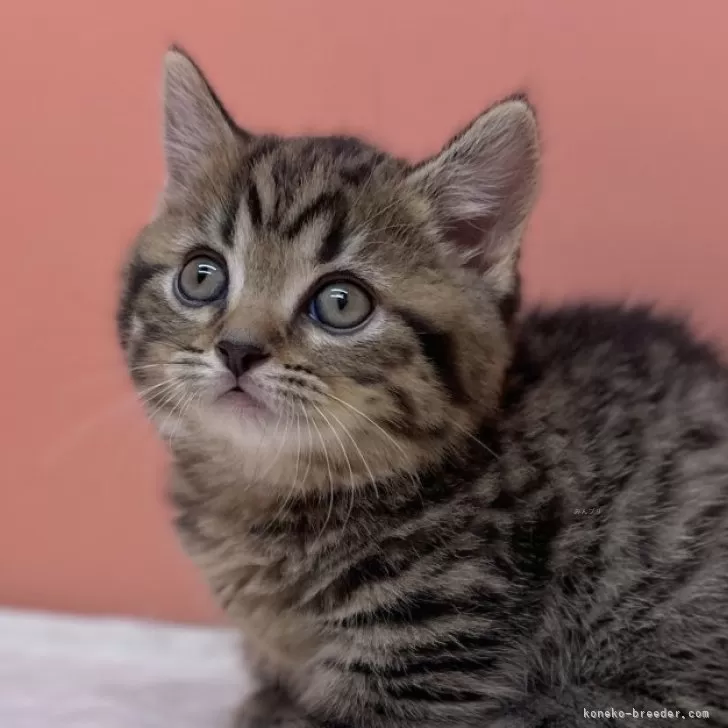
(119, 50, 728, 726)
(172, 305, 728, 727)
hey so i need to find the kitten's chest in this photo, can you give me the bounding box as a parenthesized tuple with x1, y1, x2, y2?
(176, 506, 339, 668)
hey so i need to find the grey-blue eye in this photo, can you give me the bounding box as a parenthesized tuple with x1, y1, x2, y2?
(176, 255, 228, 305)
(309, 281, 373, 331)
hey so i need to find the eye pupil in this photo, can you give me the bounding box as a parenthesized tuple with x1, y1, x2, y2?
(176, 255, 228, 305)
(195, 263, 217, 285)
(332, 289, 348, 311)
(309, 281, 373, 331)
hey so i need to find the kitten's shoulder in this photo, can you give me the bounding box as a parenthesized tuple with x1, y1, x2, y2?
(507, 302, 728, 403)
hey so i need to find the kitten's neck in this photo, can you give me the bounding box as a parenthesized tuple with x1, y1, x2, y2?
(167, 408, 493, 516)
(169, 417, 501, 539)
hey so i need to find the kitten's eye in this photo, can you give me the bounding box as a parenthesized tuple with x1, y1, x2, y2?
(176, 255, 228, 305)
(309, 281, 373, 331)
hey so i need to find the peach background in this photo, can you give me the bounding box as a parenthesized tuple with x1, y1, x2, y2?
(2, 0, 728, 624)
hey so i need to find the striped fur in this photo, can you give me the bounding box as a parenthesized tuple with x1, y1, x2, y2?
(117, 49, 728, 727)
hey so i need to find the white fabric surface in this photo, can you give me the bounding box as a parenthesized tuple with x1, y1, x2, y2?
(0, 608, 247, 728)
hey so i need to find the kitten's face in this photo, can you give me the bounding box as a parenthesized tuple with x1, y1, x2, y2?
(117, 49, 539, 493)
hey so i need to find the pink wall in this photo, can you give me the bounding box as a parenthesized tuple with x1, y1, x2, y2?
(2, 1, 728, 624)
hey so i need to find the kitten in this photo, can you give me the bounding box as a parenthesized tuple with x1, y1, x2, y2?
(117, 47, 728, 727)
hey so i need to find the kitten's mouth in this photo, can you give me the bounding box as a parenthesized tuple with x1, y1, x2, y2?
(218, 385, 268, 415)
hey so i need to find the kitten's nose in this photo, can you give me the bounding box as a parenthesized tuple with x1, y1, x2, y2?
(216, 340, 269, 378)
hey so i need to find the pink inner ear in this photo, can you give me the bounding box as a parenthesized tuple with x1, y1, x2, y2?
(410, 99, 539, 276)
(445, 215, 498, 269)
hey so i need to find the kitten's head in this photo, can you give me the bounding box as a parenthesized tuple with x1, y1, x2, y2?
(117, 48, 539, 494)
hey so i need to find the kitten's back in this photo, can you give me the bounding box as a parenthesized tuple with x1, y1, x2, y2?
(496, 303, 728, 712)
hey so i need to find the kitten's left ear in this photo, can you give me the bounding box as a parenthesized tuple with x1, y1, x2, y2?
(407, 95, 540, 294)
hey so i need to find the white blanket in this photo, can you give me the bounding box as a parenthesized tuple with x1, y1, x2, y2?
(0, 608, 247, 728)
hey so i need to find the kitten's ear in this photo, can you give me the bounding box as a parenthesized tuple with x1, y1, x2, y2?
(407, 95, 540, 294)
(162, 47, 245, 192)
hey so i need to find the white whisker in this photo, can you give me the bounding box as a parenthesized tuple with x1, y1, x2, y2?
(257, 402, 293, 483)
(325, 407, 378, 498)
(39, 389, 157, 467)
(309, 409, 335, 538)
(163, 388, 199, 447)
(324, 407, 377, 528)
(300, 406, 314, 487)
(158, 385, 191, 436)
(322, 392, 409, 460)
(41, 375, 184, 466)
(250, 403, 283, 483)
(322, 390, 423, 494)
(314, 404, 354, 488)
(263, 405, 305, 536)
(450, 420, 500, 461)
(144, 381, 186, 423)
(293, 408, 302, 489)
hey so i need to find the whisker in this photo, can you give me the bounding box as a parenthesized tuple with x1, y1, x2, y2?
(144, 381, 186, 424)
(130, 363, 180, 372)
(300, 406, 314, 487)
(158, 386, 188, 433)
(263, 405, 304, 537)
(52, 353, 197, 401)
(322, 392, 409, 460)
(137, 377, 184, 401)
(293, 408, 302, 489)
(256, 402, 293, 483)
(324, 407, 377, 528)
(309, 410, 334, 538)
(159, 385, 198, 445)
(52, 367, 132, 399)
(140, 378, 185, 409)
(314, 404, 354, 488)
(249, 400, 283, 484)
(38, 388, 161, 467)
(449, 420, 500, 461)
(129, 362, 208, 375)
(321, 390, 423, 494)
(325, 407, 379, 500)
(169, 391, 197, 447)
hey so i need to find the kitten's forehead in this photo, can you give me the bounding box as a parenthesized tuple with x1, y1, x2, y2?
(218, 135, 424, 281)
(251, 135, 386, 184)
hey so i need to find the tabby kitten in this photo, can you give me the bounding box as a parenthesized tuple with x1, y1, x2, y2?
(117, 48, 728, 727)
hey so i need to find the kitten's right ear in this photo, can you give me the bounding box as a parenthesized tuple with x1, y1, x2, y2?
(162, 47, 246, 193)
